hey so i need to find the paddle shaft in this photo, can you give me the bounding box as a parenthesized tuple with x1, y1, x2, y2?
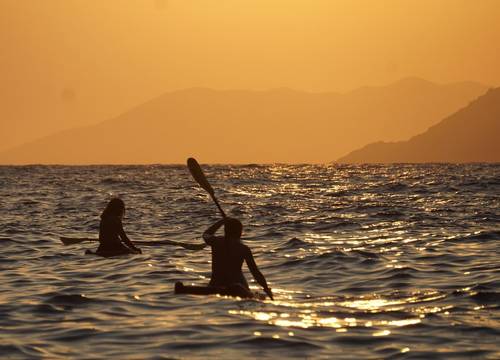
(210, 194, 226, 218)
(59, 237, 205, 250)
(187, 157, 226, 218)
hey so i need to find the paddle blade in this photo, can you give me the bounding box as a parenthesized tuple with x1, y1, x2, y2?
(187, 157, 214, 195)
(134, 239, 206, 250)
(60, 237, 95, 245)
(180, 243, 207, 251)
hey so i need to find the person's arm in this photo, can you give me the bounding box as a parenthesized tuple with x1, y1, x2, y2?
(244, 246, 274, 300)
(202, 218, 225, 246)
(117, 219, 142, 254)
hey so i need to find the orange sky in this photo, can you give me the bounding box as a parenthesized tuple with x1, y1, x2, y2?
(1, 0, 500, 152)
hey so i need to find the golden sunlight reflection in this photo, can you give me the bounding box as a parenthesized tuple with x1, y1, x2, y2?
(373, 330, 391, 336)
(228, 306, 421, 331)
(224, 289, 459, 333)
(231, 189, 273, 198)
(304, 232, 362, 246)
(338, 291, 446, 311)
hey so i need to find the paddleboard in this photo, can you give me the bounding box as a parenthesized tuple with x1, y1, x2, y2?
(84, 249, 137, 257)
(174, 281, 265, 300)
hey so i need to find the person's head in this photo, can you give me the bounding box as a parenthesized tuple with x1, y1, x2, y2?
(224, 217, 243, 240)
(101, 197, 125, 218)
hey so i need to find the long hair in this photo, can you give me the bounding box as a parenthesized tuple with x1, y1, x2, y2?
(101, 198, 125, 218)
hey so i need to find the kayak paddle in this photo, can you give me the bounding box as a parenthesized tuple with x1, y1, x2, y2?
(187, 157, 226, 218)
(59, 237, 206, 250)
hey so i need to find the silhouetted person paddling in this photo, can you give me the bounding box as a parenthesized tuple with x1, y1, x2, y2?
(92, 198, 142, 257)
(175, 217, 273, 300)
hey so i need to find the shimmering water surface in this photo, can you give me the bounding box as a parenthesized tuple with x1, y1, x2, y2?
(1, 164, 499, 359)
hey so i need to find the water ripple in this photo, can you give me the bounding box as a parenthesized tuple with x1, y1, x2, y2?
(0, 164, 499, 359)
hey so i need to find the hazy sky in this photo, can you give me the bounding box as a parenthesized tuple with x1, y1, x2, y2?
(1, 0, 500, 151)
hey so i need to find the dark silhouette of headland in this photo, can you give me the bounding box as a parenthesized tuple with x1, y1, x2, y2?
(337, 88, 500, 163)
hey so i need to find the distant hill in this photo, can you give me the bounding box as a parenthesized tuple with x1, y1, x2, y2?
(0, 78, 488, 164)
(337, 87, 500, 163)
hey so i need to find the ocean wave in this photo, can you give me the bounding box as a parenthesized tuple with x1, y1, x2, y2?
(44, 294, 96, 306)
(235, 336, 322, 349)
(0, 164, 499, 359)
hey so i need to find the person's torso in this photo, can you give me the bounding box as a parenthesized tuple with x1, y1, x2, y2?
(98, 216, 122, 249)
(210, 238, 248, 288)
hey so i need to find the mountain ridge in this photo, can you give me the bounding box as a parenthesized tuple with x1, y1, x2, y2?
(337, 87, 500, 163)
(0, 78, 489, 164)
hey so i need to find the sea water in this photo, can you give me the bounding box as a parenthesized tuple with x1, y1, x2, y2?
(0, 164, 499, 359)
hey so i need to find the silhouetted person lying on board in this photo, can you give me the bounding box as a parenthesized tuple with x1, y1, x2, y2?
(91, 198, 142, 257)
(175, 218, 274, 300)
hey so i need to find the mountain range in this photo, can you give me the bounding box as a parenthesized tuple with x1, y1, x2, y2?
(0, 78, 488, 164)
